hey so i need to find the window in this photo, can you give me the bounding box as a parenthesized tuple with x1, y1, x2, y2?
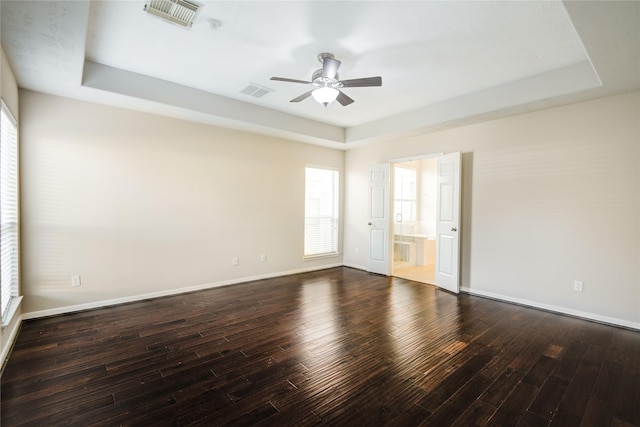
(394, 166, 417, 223)
(1, 102, 20, 324)
(304, 166, 339, 258)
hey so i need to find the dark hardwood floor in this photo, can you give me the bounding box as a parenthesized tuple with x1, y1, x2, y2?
(2, 267, 639, 426)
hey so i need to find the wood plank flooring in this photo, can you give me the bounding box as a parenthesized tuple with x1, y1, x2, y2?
(393, 264, 435, 285)
(2, 267, 639, 426)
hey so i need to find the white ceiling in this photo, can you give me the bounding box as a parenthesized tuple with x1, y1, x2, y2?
(1, 1, 639, 149)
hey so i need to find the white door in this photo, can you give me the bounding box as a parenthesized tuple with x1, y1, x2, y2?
(367, 164, 390, 275)
(435, 152, 461, 293)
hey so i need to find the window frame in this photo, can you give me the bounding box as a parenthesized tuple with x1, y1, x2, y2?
(303, 165, 340, 260)
(1, 100, 21, 328)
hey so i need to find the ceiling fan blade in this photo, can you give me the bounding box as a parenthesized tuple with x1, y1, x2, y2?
(290, 90, 314, 103)
(321, 57, 341, 79)
(336, 90, 355, 106)
(339, 76, 382, 87)
(270, 77, 311, 84)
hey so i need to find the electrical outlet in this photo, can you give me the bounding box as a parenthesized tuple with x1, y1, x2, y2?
(573, 280, 583, 292)
(260, 254, 266, 263)
(355, 247, 359, 255)
(71, 275, 81, 287)
(232, 257, 239, 266)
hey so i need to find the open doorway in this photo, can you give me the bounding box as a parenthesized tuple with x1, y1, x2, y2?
(367, 152, 461, 292)
(392, 158, 438, 284)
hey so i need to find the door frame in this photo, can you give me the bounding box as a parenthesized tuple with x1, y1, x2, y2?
(385, 152, 461, 293)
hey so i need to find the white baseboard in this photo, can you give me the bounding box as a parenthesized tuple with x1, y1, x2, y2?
(22, 263, 343, 320)
(342, 263, 367, 271)
(461, 286, 640, 331)
(20, 266, 640, 333)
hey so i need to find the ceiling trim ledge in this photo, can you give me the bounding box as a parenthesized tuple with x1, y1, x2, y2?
(345, 61, 601, 145)
(82, 61, 347, 147)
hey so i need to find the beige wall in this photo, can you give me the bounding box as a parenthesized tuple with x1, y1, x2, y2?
(10, 77, 640, 332)
(344, 91, 640, 327)
(20, 90, 344, 315)
(1, 45, 21, 367)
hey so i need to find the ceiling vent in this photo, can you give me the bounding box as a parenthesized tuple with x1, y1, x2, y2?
(143, 0, 202, 28)
(238, 82, 274, 99)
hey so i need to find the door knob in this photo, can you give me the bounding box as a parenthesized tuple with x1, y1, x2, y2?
(368, 222, 372, 226)
(451, 227, 457, 232)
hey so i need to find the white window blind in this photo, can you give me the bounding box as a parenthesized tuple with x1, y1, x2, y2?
(304, 167, 339, 258)
(1, 102, 19, 321)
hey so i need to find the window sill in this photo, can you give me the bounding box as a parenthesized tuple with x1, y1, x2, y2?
(1, 296, 23, 329)
(303, 252, 341, 261)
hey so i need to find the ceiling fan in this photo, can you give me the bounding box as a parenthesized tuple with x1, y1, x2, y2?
(270, 52, 382, 107)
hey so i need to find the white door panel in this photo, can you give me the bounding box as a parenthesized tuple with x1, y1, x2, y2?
(435, 152, 461, 293)
(370, 229, 386, 262)
(371, 186, 385, 219)
(438, 234, 454, 275)
(367, 164, 390, 275)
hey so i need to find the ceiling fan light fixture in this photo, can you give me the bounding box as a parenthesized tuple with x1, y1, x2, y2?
(312, 86, 339, 106)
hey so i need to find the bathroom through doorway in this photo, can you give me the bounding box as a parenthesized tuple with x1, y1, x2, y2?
(392, 157, 438, 285)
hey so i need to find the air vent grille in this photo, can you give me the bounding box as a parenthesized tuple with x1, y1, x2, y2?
(144, 0, 202, 28)
(238, 83, 274, 99)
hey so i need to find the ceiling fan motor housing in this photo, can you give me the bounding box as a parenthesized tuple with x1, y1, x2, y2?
(312, 69, 340, 87)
